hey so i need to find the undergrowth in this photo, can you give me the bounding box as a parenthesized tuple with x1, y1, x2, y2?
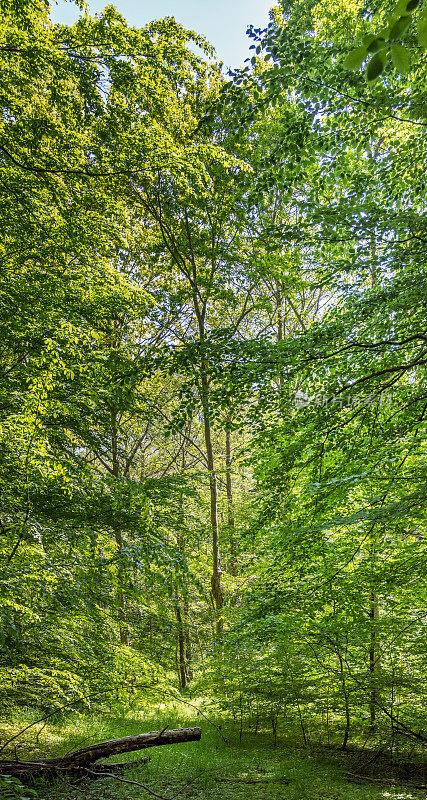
(0, 702, 425, 800)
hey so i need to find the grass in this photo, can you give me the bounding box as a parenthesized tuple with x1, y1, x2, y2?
(1, 702, 425, 800)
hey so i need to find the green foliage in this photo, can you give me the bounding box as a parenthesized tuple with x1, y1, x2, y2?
(0, 0, 426, 776)
(391, 41, 411, 71)
(417, 9, 427, 44)
(366, 50, 387, 80)
(0, 0, 225, 714)
(0, 775, 37, 800)
(342, 0, 427, 79)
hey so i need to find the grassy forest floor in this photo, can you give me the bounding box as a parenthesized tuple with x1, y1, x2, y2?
(1, 704, 426, 800)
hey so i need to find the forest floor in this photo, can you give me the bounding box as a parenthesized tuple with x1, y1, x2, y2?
(1, 704, 425, 800)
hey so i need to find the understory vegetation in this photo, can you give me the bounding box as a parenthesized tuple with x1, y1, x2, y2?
(1, 698, 426, 800)
(0, 0, 426, 797)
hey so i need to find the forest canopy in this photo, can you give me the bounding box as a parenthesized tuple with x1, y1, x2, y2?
(0, 0, 426, 794)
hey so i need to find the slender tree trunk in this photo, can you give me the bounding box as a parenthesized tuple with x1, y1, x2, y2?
(368, 139, 381, 288)
(342, 700, 351, 751)
(183, 594, 193, 680)
(338, 652, 351, 750)
(199, 364, 223, 637)
(111, 407, 129, 646)
(296, 697, 308, 747)
(368, 222, 380, 726)
(276, 282, 285, 393)
(225, 428, 237, 575)
(177, 441, 192, 682)
(114, 528, 129, 646)
(174, 601, 187, 690)
(191, 276, 223, 638)
(277, 301, 283, 342)
(369, 588, 380, 728)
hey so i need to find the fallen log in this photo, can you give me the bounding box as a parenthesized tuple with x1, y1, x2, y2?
(83, 755, 151, 779)
(0, 727, 201, 779)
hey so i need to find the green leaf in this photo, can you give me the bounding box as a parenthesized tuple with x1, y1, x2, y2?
(394, 0, 409, 13)
(343, 46, 366, 70)
(362, 34, 376, 47)
(389, 15, 412, 39)
(367, 37, 386, 53)
(406, 0, 420, 10)
(366, 50, 387, 81)
(391, 43, 410, 73)
(417, 11, 427, 46)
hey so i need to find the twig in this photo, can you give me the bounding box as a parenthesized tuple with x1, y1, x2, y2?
(84, 768, 173, 799)
(57, 774, 85, 795)
(345, 771, 427, 790)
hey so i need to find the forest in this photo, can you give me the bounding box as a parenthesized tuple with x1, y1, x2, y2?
(0, 0, 426, 798)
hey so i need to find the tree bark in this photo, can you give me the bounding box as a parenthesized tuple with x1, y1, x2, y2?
(183, 593, 193, 680)
(200, 369, 223, 637)
(0, 728, 202, 778)
(176, 440, 192, 683)
(175, 601, 187, 689)
(367, 183, 380, 727)
(369, 588, 380, 728)
(338, 652, 351, 750)
(275, 282, 285, 393)
(225, 428, 237, 575)
(111, 407, 129, 646)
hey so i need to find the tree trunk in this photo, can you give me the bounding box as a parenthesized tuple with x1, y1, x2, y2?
(177, 442, 192, 682)
(184, 594, 193, 680)
(369, 589, 380, 728)
(200, 370, 223, 637)
(225, 428, 237, 575)
(338, 652, 351, 750)
(0, 728, 202, 778)
(275, 282, 285, 393)
(114, 528, 129, 646)
(191, 279, 223, 638)
(111, 407, 129, 646)
(368, 197, 380, 727)
(342, 702, 351, 751)
(175, 601, 187, 689)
